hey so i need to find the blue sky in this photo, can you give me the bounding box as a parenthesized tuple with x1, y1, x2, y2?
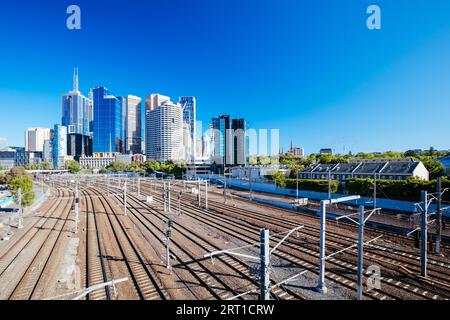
(0, 0, 449, 154)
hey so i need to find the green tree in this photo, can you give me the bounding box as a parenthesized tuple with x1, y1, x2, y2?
(422, 159, 444, 179)
(10, 177, 35, 207)
(106, 161, 129, 173)
(66, 160, 81, 174)
(272, 170, 287, 188)
(41, 162, 52, 170)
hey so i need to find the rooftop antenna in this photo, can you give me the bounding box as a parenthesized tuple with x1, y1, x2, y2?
(73, 68, 79, 93)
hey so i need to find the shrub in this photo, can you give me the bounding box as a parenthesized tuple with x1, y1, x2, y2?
(285, 179, 339, 193)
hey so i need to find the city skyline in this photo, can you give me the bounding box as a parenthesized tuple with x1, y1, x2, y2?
(1, 0, 450, 153)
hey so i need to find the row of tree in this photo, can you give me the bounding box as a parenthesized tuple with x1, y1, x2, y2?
(270, 171, 450, 203)
(97, 160, 187, 179)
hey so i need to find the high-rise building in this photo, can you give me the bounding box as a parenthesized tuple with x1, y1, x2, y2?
(62, 69, 93, 159)
(232, 118, 247, 166)
(211, 115, 232, 167)
(123, 95, 142, 154)
(52, 125, 68, 169)
(92, 87, 123, 156)
(179, 96, 196, 163)
(211, 115, 247, 171)
(145, 95, 183, 163)
(25, 128, 52, 152)
(43, 139, 53, 164)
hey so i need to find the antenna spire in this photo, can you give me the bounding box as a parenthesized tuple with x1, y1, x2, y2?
(73, 68, 79, 92)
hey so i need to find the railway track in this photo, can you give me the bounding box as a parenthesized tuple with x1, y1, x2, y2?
(112, 188, 305, 300)
(138, 181, 450, 300)
(81, 189, 111, 300)
(86, 188, 169, 300)
(0, 188, 74, 300)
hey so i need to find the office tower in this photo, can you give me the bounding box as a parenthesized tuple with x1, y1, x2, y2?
(145, 95, 183, 163)
(25, 128, 52, 152)
(232, 118, 247, 166)
(123, 95, 142, 154)
(62, 69, 94, 159)
(211, 115, 247, 170)
(52, 125, 68, 169)
(43, 140, 53, 164)
(179, 96, 196, 163)
(211, 115, 232, 166)
(92, 87, 123, 156)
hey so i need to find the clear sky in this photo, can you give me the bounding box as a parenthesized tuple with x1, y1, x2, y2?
(0, 0, 449, 154)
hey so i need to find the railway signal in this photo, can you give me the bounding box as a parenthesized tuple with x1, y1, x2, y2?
(165, 219, 174, 270)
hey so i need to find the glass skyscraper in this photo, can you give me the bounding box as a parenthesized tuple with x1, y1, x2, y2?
(179, 96, 196, 163)
(52, 124, 67, 169)
(62, 69, 93, 159)
(92, 87, 123, 155)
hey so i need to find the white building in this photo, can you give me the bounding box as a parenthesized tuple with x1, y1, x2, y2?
(25, 128, 52, 152)
(145, 95, 184, 163)
(232, 165, 291, 180)
(123, 95, 142, 154)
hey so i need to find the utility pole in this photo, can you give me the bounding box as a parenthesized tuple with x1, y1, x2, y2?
(163, 180, 167, 212)
(436, 177, 442, 255)
(374, 174, 377, 210)
(260, 228, 270, 300)
(357, 206, 364, 300)
(168, 180, 171, 212)
(328, 169, 331, 200)
(18, 188, 23, 229)
(296, 169, 299, 203)
(123, 183, 127, 216)
(249, 168, 253, 201)
(177, 192, 182, 216)
(421, 191, 427, 277)
(137, 177, 141, 197)
(205, 180, 208, 210)
(317, 201, 327, 294)
(197, 179, 201, 208)
(165, 219, 173, 270)
(224, 180, 227, 204)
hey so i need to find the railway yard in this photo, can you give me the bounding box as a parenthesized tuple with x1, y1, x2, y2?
(0, 175, 449, 301)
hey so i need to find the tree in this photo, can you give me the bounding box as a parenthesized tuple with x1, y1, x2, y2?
(41, 162, 52, 170)
(66, 160, 81, 174)
(106, 161, 129, 173)
(272, 170, 287, 188)
(10, 177, 35, 207)
(422, 159, 444, 179)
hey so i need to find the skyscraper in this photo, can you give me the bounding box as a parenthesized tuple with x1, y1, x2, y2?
(52, 125, 68, 169)
(25, 128, 52, 152)
(62, 69, 93, 159)
(92, 87, 123, 156)
(123, 95, 142, 154)
(179, 96, 196, 163)
(145, 95, 183, 163)
(211, 115, 247, 171)
(232, 118, 247, 166)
